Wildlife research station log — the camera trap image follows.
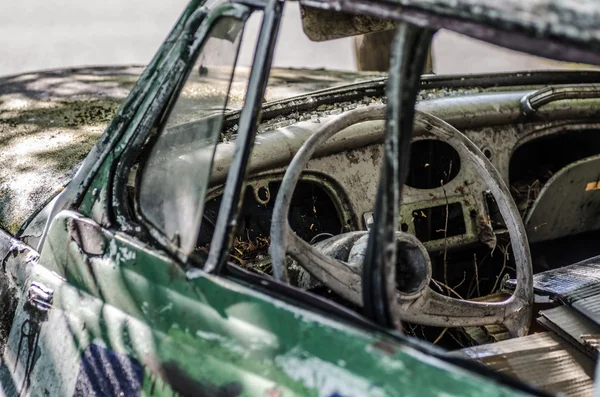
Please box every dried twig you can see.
[433,328,448,344]
[453,271,467,291]
[491,243,511,294]
[229,254,246,266]
[432,279,463,300]
[473,253,480,297]
[440,179,450,295]
[432,280,445,294]
[402,322,419,336]
[522,180,540,218]
[447,330,465,348]
[409,324,418,336]
[467,252,490,298]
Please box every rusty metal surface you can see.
[210,89,600,255]
[229,71,600,137]
[262,105,533,334]
[300,5,396,41]
[525,255,600,300]
[520,84,600,116]
[301,0,600,65]
[235,81,600,190]
[390,0,600,47]
[457,332,596,397]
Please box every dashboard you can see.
[198,90,600,289]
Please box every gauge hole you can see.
[257,186,270,203]
[406,140,461,189]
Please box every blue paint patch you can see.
[72,344,143,397]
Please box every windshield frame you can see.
[299,0,600,66]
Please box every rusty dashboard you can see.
[200,86,600,269]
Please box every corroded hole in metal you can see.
[257,186,270,203]
[413,203,466,243]
[510,128,600,217]
[198,180,343,272]
[405,139,461,189]
[483,148,493,159]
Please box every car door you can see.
[0,1,541,396]
[0,2,265,395]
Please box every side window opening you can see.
[133,15,254,257]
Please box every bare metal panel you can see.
[525,255,600,300]
[458,332,595,397]
[539,306,600,360]
[526,155,600,244]
[573,296,600,329]
[523,257,600,330]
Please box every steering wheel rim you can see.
[270,106,533,337]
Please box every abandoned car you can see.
[2,0,600,395]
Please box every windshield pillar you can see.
[201,0,285,275]
[362,23,435,328]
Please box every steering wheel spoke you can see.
[399,289,529,337]
[288,230,363,304]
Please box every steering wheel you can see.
[269,105,533,337]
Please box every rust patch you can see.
[371,339,397,356]
[161,361,243,397]
[144,357,243,397]
[585,181,600,191]
[344,149,362,165]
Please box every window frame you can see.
[136,16,251,257]
[110,1,260,265]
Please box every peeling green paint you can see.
[36,211,529,397]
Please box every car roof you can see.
[300,0,600,65]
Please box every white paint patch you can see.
[195,329,225,341]
[275,349,388,397]
[193,329,247,356]
[107,239,136,264]
[365,345,406,371]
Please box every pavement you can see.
[0,1,592,78]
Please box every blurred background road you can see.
[0,0,589,78]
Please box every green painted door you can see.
[0,1,537,396]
